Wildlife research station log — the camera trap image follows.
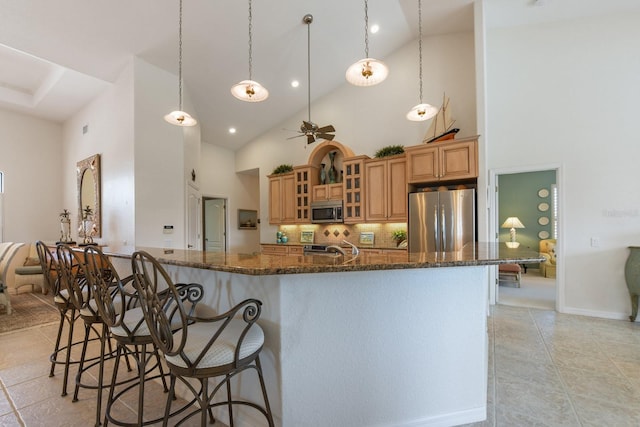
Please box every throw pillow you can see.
[24,257,40,266]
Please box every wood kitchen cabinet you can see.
[268,172,295,224]
[405,136,478,184]
[364,155,407,222]
[312,183,343,202]
[343,156,368,224]
[294,166,318,223]
[261,244,304,255]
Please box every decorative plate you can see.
[538,217,550,226]
[538,202,549,212]
[538,231,550,239]
[538,188,549,198]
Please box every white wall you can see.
[484,8,640,319]
[62,59,134,247]
[200,142,261,253]
[236,32,477,243]
[0,109,62,243]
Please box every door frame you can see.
[488,163,564,311]
[202,196,228,252]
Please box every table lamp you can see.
[501,217,525,248]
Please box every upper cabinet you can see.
[405,136,478,184]
[312,183,343,202]
[268,172,296,224]
[343,156,368,224]
[294,165,319,223]
[364,155,407,222]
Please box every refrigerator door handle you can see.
[433,205,439,251]
[440,204,446,251]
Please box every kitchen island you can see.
[106,244,542,427]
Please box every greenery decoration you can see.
[392,230,407,242]
[272,164,293,175]
[374,145,405,158]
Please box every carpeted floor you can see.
[0,292,59,334]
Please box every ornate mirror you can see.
[77,154,101,238]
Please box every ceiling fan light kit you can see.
[346,0,388,87]
[231,0,269,102]
[164,0,197,127]
[407,0,436,122]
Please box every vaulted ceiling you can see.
[1,0,637,150]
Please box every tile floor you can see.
[0,320,223,426]
[2,305,640,426]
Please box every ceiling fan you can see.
[287,14,336,145]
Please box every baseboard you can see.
[561,306,631,321]
[371,406,486,427]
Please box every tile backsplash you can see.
[277,223,407,249]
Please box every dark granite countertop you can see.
[101,243,543,276]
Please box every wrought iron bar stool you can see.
[56,243,126,427]
[83,246,170,426]
[131,250,274,427]
[36,240,91,397]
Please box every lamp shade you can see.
[501,217,525,229]
[406,103,438,121]
[164,110,197,127]
[231,79,269,102]
[345,58,388,86]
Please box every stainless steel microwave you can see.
[311,200,344,224]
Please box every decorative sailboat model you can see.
[422,94,460,144]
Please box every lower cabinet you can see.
[261,244,304,255]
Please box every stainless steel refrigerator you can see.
[408,189,476,253]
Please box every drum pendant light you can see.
[164,0,197,126]
[231,0,269,102]
[345,0,388,87]
[406,0,437,121]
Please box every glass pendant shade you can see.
[406,103,438,121]
[164,110,197,127]
[232,0,268,103]
[231,79,269,102]
[345,58,389,87]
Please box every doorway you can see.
[203,197,227,252]
[490,165,562,311]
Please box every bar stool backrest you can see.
[84,246,139,332]
[35,241,62,300]
[56,244,92,314]
[131,251,191,357]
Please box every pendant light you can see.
[406,0,437,121]
[231,0,269,102]
[164,0,197,126]
[346,0,389,87]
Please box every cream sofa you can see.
[7,242,46,295]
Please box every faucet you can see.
[342,240,359,256]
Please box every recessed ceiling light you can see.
[229,127,236,134]
[291,80,300,88]
[370,24,380,34]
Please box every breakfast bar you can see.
[106,244,542,427]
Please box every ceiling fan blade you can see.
[306,134,315,144]
[286,134,304,140]
[317,125,335,133]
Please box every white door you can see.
[204,198,226,252]
[187,187,201,250]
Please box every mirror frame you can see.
[77,154,101,238]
